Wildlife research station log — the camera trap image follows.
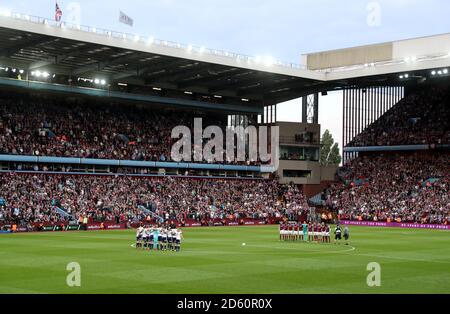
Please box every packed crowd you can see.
[348,87,450,147]
[324,153,450,225]
[0,173,311,227]
[0,93,264,164]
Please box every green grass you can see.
[0,226,449,294]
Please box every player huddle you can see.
[136,225,183,252]
[279,222,331,243]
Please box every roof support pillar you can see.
[302,93,318,124]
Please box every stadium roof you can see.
[0,13,449,108]
[0,14,324,106]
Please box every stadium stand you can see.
[0,173,310,229]
[1,87,448,228]
[324,152,449,225]
[347,86,450,147]
[0,91,241,163]
[0,15,449,233]
[326,84,450,226]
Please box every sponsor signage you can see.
[341,220,450,230]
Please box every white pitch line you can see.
[248,244,356,254]
[129,242,356,254]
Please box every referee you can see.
[334,224,342,244]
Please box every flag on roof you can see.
[119,11,133,27]
[55,2,63,22]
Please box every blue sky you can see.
[2,0,449,61]
[1,0,449,147]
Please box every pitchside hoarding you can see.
[340,220,450,230]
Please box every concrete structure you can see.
[275,122,337,189]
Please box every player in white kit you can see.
[136,225,144,249]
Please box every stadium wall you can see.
[302,181,334,199]
[302,32,450,70]
[0,155,262,172]
[304,42,393,70]
[301,165,337,198]
[277,160,321,185]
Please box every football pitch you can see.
[0,226,449,294]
